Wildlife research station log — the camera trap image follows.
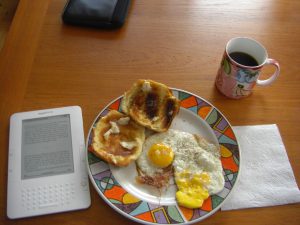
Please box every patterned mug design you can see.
[216,56,260,98]
[215,37,280,99]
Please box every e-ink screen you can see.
[21,115,74,180]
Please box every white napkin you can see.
[221,124,300,211]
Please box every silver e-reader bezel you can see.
[7,106,91,219]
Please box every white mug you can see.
[215,37,280,99]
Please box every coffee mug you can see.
[215,37,280,99]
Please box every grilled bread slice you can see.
[121,80,180,132]
[90,110,145,166]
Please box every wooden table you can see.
[1,0,299,224]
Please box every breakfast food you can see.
[90,110,145,167]
[121,80,180,132]
[136,129,224,208]
[136,141,175,188]
[90,80,225,209]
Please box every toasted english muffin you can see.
[91,110,145,167]
[121,80,180,132]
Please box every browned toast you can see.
[90,110,145,166]
[121,80,180,132]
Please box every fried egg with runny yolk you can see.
[136,142,175,189]
[136,129,224,209]
[147,143,174,168]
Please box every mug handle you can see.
[256,58,280,86]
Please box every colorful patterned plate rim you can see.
[86,88,240,225]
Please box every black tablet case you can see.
[62,0,131,29]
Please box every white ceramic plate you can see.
[86,89,240,224]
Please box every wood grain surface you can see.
[0,0,19,49]
[0,0,299,224]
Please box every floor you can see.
[0,0,19,50]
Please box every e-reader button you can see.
[80,144,85,162]
[80,180,87,187]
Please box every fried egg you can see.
[136,138,175,188]
[136,129,224,208]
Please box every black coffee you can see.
[229,52,259,66]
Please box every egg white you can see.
[136,129,224,194]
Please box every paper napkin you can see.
[221,124,300,211]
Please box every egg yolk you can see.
[147,143,174,168]
[175,170,210,209]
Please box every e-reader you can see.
[7,106,91,219]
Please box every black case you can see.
[62,0,131,29]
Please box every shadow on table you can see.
[209,85,269,125]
